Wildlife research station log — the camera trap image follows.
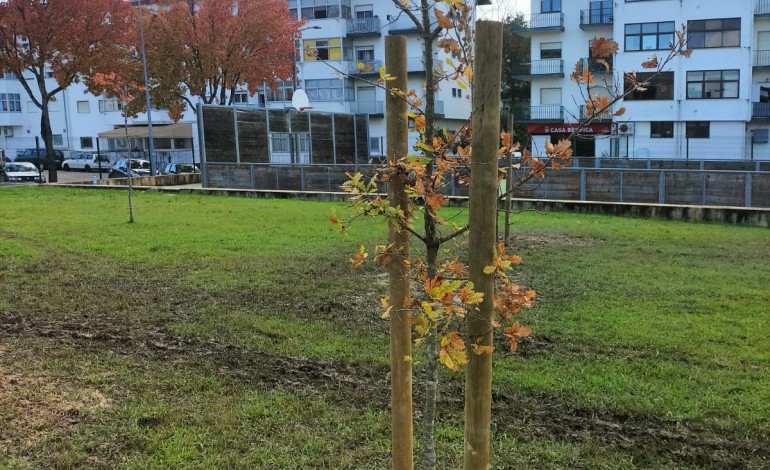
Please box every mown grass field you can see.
[1,186,768,469]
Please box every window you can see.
[266,81,294,102]
[232,92,248,104]
[99,99,123,112]
[355,4,373,18]
[355,46,375,66]
[451,87,463,98]
[53,134,63,146]
[686,121,710,138]
[688,18,740,49]
[369,136,380,155]
[650,122,673,138]
[0,93,21,112]
[540,87,561,105]
[540,0,560,12]
[271,133,290,152]
[624,21,675,51]
[80,137,94,149]
[45,70,54,78]
[305,78,350,101]
[588,38,613,72]
[304,38,343,61]
[300,0,350,20]
[288,0,298,18]
[77,101,90,113]
[588,1,612,24]
[686,70,739,99]
[3,71,18,80]
[624,72,674,100]
[540,42,562,59]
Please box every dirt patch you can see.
[508,230,602,252]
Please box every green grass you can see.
[1,186,768,469]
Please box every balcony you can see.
[581,57,613,74]
[350,100,384,116]
[580,9,613,29]
[510,59,564,80]
[757,0,770,16]
[512,12,564,34]
[753,102,770,118]
[346,17,381,37]
[755,50,770,67]
[407,56,427,74]
[349,59,382,76]
[388,13,433,34]
[512,105,564,122]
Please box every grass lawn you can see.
[0,186,768,469]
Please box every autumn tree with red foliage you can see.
[142,0,301,115]
[0,0,133,182]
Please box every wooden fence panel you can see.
[704,173,746,206]
[616,172,659,203]
[665,172,704,205]
[586,171,620,202]
[753,174,770,207]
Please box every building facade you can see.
[0,1,481,165]
[514,0,770,160]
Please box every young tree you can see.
[0,0,132,183]
[141,0,301,115]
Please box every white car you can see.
[62,152,111,172]
[1,161,46,183]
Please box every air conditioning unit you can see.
[617,123,635,135]
[3,128,13,137]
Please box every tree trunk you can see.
[464,21,503,470]
[385,35,413,470]
[39,100,57,183]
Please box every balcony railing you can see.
[753,102,770,118]
[513,12,564,33]
[346,17,381,36]
[349,59,382,75]
[350,100,384,115]
[407,56,425,73]
[511,59,564,78]
[755,50,770,67]
[756,0,770,15]
[513,105,564,122]
[388,13,433,34]
[582,57,613,74]
[580,9,613,29]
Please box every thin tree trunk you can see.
[385,35,413,470]
[464,21,503,470]
[39,101,57,183]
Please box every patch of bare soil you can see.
[508,230,602,252]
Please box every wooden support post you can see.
[464,20,503,470]
[385,35,414,470]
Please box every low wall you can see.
[100,173,201,187]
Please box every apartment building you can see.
[0,1,483,164]
[514,0,770,160]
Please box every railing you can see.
[349,59,382,74]
[511,59,564,77]
[349,100,384,115]
[580,9,613,27]
[756,0,770,14]
[513,105,563,121]
[514,12,564,31]
[346,17,381,35]
[388,13,433,33]
[755,50,770,67]
[579,105,612,121]
[407,56,425,73]
[753,102,770,118]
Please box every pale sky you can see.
[477,0,531,20]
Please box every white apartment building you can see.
[0,1,483,164]
[515,0,770,160]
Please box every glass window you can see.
[541,0,560,13]
[686,69,739,99]
[650,121,673,138]
[80,137,94,149]
[624,72,674,100]
[624,21,675,52]
[305,78,347,101]
[304,38,343,62]
[540,42,562,59]
[687,18,740,49]
[0,93,21,112]
[686,121,710,138]
[77,101,90,113]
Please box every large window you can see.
[686,121,710,138]
[300,0,351,20]
[266,80,294,102]
[624,72,674,100]
[540,42,562,59]
[0,93,21,112]
[687,18,740,49]
[304,38,343,61]
[686,70,739,99]
[99,98,123,112]
[80,137,94,149]
[624,21,675,51]
[305,78,350,101]
[540,0,560,12]
[650,122,673,138]
[232,91,248,104]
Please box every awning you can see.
[527,123,612,135]
[98,123,194,139]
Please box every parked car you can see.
[14,148,65,170]
[108,158,151,178]
[0,161,46,183]
[62,152,111,172]
[161,163,200,175]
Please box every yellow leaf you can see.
[483,265,496,275]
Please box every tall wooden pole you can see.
[385,35,414,470]
[504,113,513,245]
[464,20,503,470]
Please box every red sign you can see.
[527,123,612,135]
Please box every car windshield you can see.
[6,163,36,172]
[177,164,196,172]
[129,160,149,169]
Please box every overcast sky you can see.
[477,0,531,19]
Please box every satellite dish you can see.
[292,89,313,111]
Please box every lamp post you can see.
[137,0,156,176]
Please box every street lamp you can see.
[137,0,156,176]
